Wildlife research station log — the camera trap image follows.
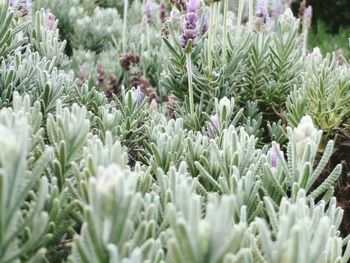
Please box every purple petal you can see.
[186,0,201,13]
[186,12,199,25]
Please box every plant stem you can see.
[222,0,229,64]
[248,0,254,32]
[146,23,151,51]
[303,27,309,55]
[213,2,220,42]
[122,0,129,51]
[186,53,195,117]
[235,0,244,40]
[207,2,216,77]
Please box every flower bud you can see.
[133,87,145,107]
[311,47,322,57]
[256,0,269,23]
[218,97,231,117]
[303,6,312,29]
[206,114,219,138]
[280,8,294,33]
[293,115,318,157]
[169,7,182,31]
[45,9,56,30]
[267,144,279,168]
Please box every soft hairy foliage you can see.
[1,0,350,262]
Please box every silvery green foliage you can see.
[33,0,81,40]
[0,107,51,263]
[47,102,90,189]
[71,7,122,52]
[286,51,350,133]
[82,132,129,177]
[261,115,341,205]
[161,8,303,118]
[73,81,109,115]
[30,8,69,68]
[1,0,350,262]
[96,0,125,10]
[0,4,74,114]
[166,194,255,263]
[92,90,149,163]
[70,164,152,263]
[0,1,30,59]
[146,117,187,173]
[256,191,350,263]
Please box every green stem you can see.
[303,27,309,55]
[122,0,129,51]
[235,0,244,40]
[146,23,150,51]
[222,0,229,64]
[213,2,220,42]
[207,3,216,76]
[186,53,195,117]
[248,0,254,32]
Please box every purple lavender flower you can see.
[206,114,220,138]
[11,0,32,17]
[256,0,269,22]
[269,1,284,18]
[303,5,312,27]
[45,9,56,30]
[186,0,201,13]
[159,0,168,23]
[19,0,32,15]
[143,0,158,25]
[180,0,201,50]
[134,87,145,107]
[268,145,278,168]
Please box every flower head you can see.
[267,144,279,168]
[120,52,140,71]
[180,0,201,50]
[186,0,201,13]
[218,97,231,115]
[206,114,219,138]
[134,87,145,107]
[159,0,168,23]
[45,9,56,30]
[303,5,312,28]
[143,0,158,25]
[256,0,269,22]
[269,1,284,18]
[11,0,32,17]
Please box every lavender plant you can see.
[1,0,350,262]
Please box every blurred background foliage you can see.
[292,0,350,58]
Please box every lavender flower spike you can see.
[268,145,278,168]
[134,87,145,107]
[256,0,269,22]
[143,0,156,25]
[187,0,201,13]
[45,9,56,31]
[206,114,220,138]
[303,5,313,28]
[180,0,201,50]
